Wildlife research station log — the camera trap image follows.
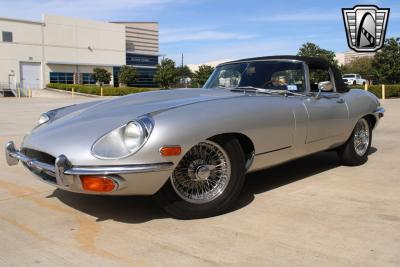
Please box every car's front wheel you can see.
[337,117,372,166]
[156,138,246,219]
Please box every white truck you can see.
[342,74,367,86]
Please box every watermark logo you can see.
[342,5,390,52]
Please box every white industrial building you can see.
[0,14,159,91]
[335,50,375,66]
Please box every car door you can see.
[303,65,349,143]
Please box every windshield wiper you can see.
[232,86,304,97]
[231,86,272,94]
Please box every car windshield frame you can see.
[203,60,308,93]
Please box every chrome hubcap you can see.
[354,119,370,156]
[195,165,211,181]
[171,141,231,204]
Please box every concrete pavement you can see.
[0,94,399,266]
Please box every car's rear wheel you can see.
[337,118,372,166]
[156,138,246,219]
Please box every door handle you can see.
[337,98,345,104]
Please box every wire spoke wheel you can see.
[353,119,370,156]
[171,141,231,204]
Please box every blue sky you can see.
[0,0,399,64]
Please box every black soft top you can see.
[221,55,348,93]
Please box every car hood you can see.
[56,88,241,125]
[22,88,242,162]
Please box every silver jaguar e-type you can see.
[5,56,384,219]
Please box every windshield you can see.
[203,61,306,92]
[343,74,355,78]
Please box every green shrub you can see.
[348,84,400,98]
[47,83,400,98]
[46,83,159,96]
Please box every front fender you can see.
[136,96,298,166]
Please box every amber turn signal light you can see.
[80,176,116,192]
[160,146,182,156]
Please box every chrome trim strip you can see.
[255,146,291,156]
[64,163,174,175]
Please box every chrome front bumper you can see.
[5,141,174,195]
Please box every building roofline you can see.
[0,16,44,25]
[46,61,122,67]
[110,21,159,24]
[126,50,162,56]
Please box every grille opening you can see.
[21,148,56,165]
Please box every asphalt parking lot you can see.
[0,91,399,266]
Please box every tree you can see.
[176,65,193,79]
[118,65,138,86]
[93,67,111,85]
[154,58,178,88]
[193,65,214,87]
[297,42,338,67]
[341,57,375,82]
[372,37,400,84]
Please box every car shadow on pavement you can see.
[51,148,377,223]
[231,147,377,212]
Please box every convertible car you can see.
[5,56,384,219]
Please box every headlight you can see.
[91,116,154,159]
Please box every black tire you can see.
[362,82,366,85]
[337,118,372,166]
[156,138,246,219]
[353,80,357,85]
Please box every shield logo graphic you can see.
[342,5,390,52]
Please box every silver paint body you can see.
[6,60,383,196]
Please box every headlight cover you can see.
[91,116,154,159]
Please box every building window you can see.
[131,68,157,86]
[82,73,96,84]
[2,31,13,42]
[50,72,74,84]
[126,54,158,66]
[113,67,157,87]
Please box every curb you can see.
[45,88,103,98]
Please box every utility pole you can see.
[181,53,184,87]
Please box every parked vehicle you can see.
[342,73,367,86]
[5,56,384,219]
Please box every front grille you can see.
[21,148,56,165]
[20,148,57,185]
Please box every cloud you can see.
[161,29,258,43]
